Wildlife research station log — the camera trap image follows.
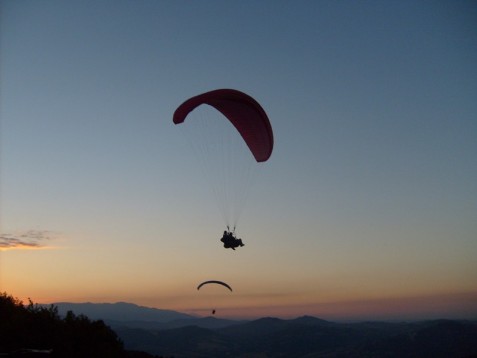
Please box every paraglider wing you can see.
[173,89,273,162]
[197,280,233,292]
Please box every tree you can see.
[0,292,123,357]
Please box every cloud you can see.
[0,230,55,250]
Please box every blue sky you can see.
[1,0,476,320]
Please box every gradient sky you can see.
[1,0,476,321]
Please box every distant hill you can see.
[114,317,477,357]
[48,302,477,357]
[51,301,242,331]
[52,301,195,322]
[107,316,245,331]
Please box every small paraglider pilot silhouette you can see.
[220,227,244,250]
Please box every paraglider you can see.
[173,89,274,249]
[197,280,233,292]
[197,280,233,316]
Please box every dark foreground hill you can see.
[0,293,161,357]
[50,301,477,357]
[114,315,477,357]
[5,296,477,357]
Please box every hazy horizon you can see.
[39,291,477,322]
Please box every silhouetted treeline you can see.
[0,292,164,358]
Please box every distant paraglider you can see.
[197,280,233,292]
[197,280,233,316]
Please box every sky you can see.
[1,0,476,321]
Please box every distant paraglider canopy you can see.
[197,280,233,292]
[173,89,273,162]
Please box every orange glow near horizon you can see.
[3,287,474,322]
[2,240,476,322]
[177,291,477,321]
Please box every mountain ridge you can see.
[47,301,477,357]
[51,301,196,323]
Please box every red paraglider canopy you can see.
[173,89,273,162]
